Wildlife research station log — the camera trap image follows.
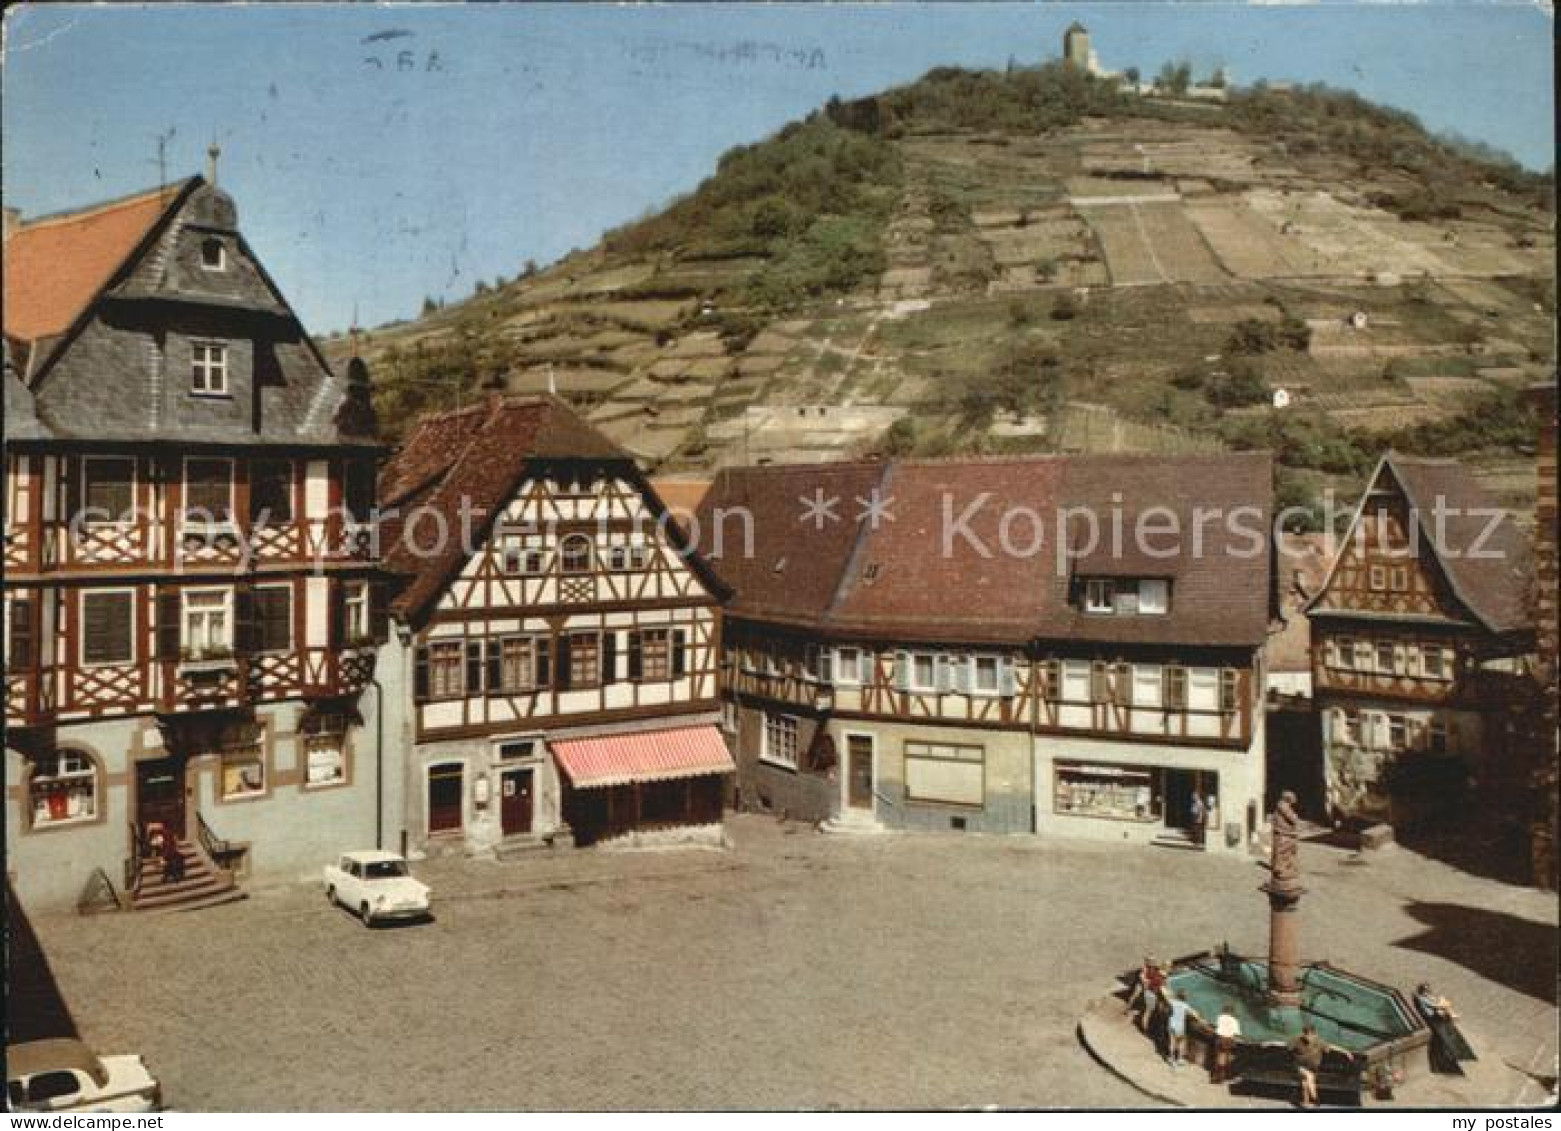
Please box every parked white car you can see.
[6,1039,161,1112]
[323,850,431,926]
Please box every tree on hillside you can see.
[1156,61,1192,95]
[421,295,439,316]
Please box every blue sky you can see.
[3,2,1553,335]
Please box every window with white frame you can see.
[1352,640,1374,671]
[344,581,370,643]
[428,640,464,699]
[191,342,229,395]
[835,646,863,686]
[909,652,937,692]
[1084,579,1114,613]
[904,741,984,807]
[1163,666,1188,710]
[301,711,349,788]
[218,721,266,798]
[1368,564,1388,591]
[1138,580,1170,615]
[762,712,799,770]
[501,545,548,576]
[200,237,226,270]
[1422,646,1450,681]
[29,749,97,827]
[1341,708,1362,746]
[972,654,1001,695]
[1375,641,1396,674]
[498,636,537,691]
[182,589,232,659]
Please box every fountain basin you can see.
[1164,954,1431,1079]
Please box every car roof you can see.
[341,850,405,864]
[6,1040,109,1087]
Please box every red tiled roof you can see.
[697,452,1275,648]
[2,182,187,348]
[550,725,735,789]
[379,394,629,621]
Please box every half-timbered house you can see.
[1306,453,1533,824]
[697,453,1274,853]
[377,394,732,855]
[3,167,384,911]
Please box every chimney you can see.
[3,207,20,243]
[206,143,221,187]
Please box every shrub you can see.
[1228,318,1279,354]
[1051,293,1080,321]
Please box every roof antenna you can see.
[149,127,177,196]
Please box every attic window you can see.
[191,342,229,396]
[201,238,226,271]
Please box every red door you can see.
[501,769,534,835]
[428,764,464,834]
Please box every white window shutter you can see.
[1393,643,1406,674]
[936,654,953,693]
[860,651,873,685]
[894,651,910,691]
[999,657,1017,697]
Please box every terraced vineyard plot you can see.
[1185,197,1325,278]
[1080,203,1224,285]
[1245,190,1452,279]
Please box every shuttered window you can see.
[7,595,34,672]
[82,457,134,523]
[184,458,233,523]
[632,629,671,680]
[81,591,134,666]
[253,586,292,653]
[249,459,294,524]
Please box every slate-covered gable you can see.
[4,175,372,448]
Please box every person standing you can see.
[1212,1004,1241,1083]
[1293,1024,1325,1107]
[1189,793,1206,848]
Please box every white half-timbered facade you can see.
[378,395,731,856]
[697,453,1275,853]
[1306,454,1533,825]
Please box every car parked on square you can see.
[323,850,432,926]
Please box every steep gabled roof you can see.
[3,180,193,352]
[1392,455,1530,633]
[697,452,1274,648]
[380,394,723,623]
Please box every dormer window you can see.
[1081,578,1170,616]
[1138,580,1169,615]
[1084,579,1114,614]
[201,237,226,271]
[191,342,229,396]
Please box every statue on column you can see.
[1271,790,1302,886]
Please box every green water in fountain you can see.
[1165,959,1418,1052]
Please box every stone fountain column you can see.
[1262,790,1305,1007]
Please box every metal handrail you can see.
[196,810,232,859]
[125,822,144,893]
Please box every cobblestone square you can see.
[25,815,1558,1110]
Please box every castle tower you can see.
[1063,22,1091,71]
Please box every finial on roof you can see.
[206,142,221,188]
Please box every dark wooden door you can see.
[501,768,534,835]
[428,764,464,834]
[847,735,874,810]
[136,759,185,839]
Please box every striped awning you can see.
[550,725,735,790]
